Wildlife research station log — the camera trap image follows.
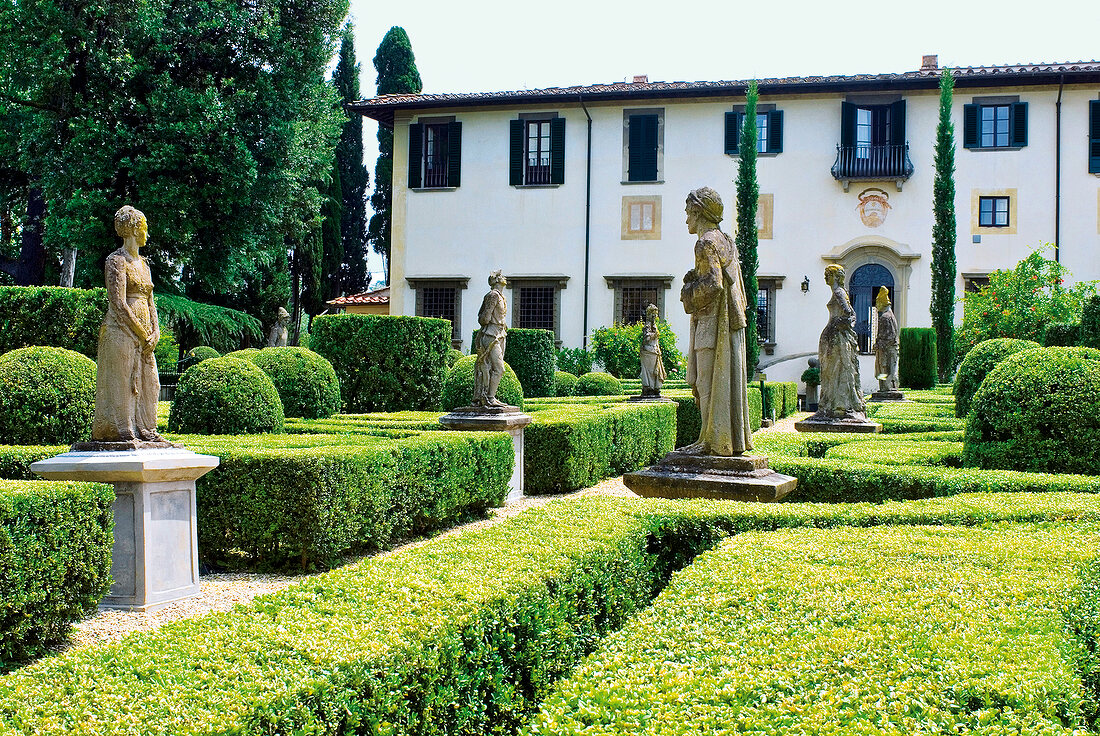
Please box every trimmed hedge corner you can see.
[442,355,524,411]
[0,346,96,445]
[504,328,556,398]
[953,337,1040,418]
[246,347,342,419]
[899,327,937,389]
[168,357,284,434]
[0,479,113,668]
[312,314,450,412]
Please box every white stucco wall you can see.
[390,82,1100,392]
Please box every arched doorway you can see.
[849,263,894,354]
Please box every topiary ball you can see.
[189,346,221,362]
[245,347,341,418]
[168,356,284,434]
[553,370,578,397]
[224,348,261,361]
[953,338,1041,418]
[575,371,624,397]
[0,346,97,444]
[441,355,523,410]
[962,346,1100,474]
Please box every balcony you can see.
[831,143,914,191]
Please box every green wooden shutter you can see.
[1010,102,1028,147]
[963,104,978,148]
[509,119,524,186]
[889,99,906,147]
[628,114,658,181]
[840,102,856,147]
[1089,100,1100,174]
[446,121,462,187]
[767,110,783,153]
[407,123,423,188]
[550,116,566,184]
[724,111,740,154]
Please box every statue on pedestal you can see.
[472,270,510,409]
[680,187,752,456]
[639,303,667,397]
[873,287,900,394]
[266,307,290,347]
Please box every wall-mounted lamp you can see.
[801,276,810,293]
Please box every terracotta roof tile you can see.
[328,286,389,306]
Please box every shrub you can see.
[591,320,683,379]
[154,324,179,372]
[552,370,577,397]
[557,346,593,376]
[575,371,623,396]
[899,327,937,389]
[0,286,105,358]
[1084,295,1100,350]
[1042,322,1081,347]
[824,439,962,466]
[168,357,284,434]
[952,337,1040,417]
[801,365,820,386]
[441,355,524,411]
[223,348,261,360]
[187,345,220,363]
[0,347,96,445]
[963,346,1100,474]
[503,328,555,398]
[446,348,464,368]
[312,314,450,412]
[245,347,342,419]
[0,479,113,668]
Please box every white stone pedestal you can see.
[31,449,219,611]
[438,409,532,503]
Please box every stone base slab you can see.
[868,390,908,402]
[623,452,797,502]
[794,417,883,433]
[627,394,675,403]
[439,411,532,502]
[72,439,183,452]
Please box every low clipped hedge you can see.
[952,337,1040,418]
[168,357,284,434]
[0,346,97,445]
[761,381,798,420]
[527,521,1097,735]
[824,439,962,467]
[552,370,577,397]
[503,328,555,398]
[441,355,524,410]
[575,371,623,396]
[312,314,450,412]
[246,347,342,419]
[963,346,1100,474]
[0,479,113,668]
[899,327,937,389]
[523,401,675,494]
[0,286,105,358]
[4,493,1100,734]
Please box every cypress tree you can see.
[735,81,760,377]
[368,26,422,281]
[931,68,957,381]
[332,24,369,294]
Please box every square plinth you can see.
[623,452,797,502]
[439,411,532,501]
[794,418,883,433]
[869,391,909,403]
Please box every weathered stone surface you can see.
[815,265,869,424]
[794,417,883,433]
[626,395,675,403]
[639,303,667,397]
[623,452,796,502]
[72,438,183,452]
[472,271,509,409]
[868,390,909,403]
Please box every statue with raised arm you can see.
[472,270,510,408]
[872,287,900,394]
[680,187,753,456]
[87,205,174,447]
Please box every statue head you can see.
[824,264,845,287]
[645,303,659,323]
[114,205,147,244]
[276,306,290,323]
[488,270,506,289]
[875,286,892,312]
[685,187,723,228]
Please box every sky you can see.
[345,0,1100,284]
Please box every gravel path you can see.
[57,418,809,654]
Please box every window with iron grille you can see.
[410,277,469,347]
[979,196,1010,227]
[756,287,771,342]
[420,286,456,333]
[620,286,658,325]
[517,286,555,331]
[606,276,672,327]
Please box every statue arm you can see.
[106,255,150,343]
[682,241,723,314]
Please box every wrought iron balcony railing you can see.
[831,143,914,183]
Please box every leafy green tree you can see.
[735,81,760,377]
[0,0,347,317]
[368,26,422,280]
[931,69,957,380]
[332,23,369,294]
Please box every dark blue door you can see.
[850,264,894,354]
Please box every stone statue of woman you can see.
[639,303,667,397]
[812,265,867,421]
[472,270,509,408]
[873,286,900,393]
[88,205,172,446]
[680,187,752,456]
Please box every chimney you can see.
[632,75,648,84]
[921,54,938,71]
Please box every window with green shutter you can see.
[509,115,565,186]
[1090,100,1100,174]
[724,110,783,155]
[963,100,1027,149]
[408,119,462,189]
[627,113,659,182]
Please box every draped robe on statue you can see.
[682,230,753,456]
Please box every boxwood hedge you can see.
[503,328,556,398]
[899,327,937,389]
[0,347,97,445]
[0,479,113,668]
[3,494,1100,734]
[952,337,1040,418]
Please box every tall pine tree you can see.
[931,68,957,381]
[368,26,421,281]
[332,23,369,295]
[735,81,761,377]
